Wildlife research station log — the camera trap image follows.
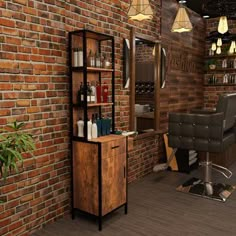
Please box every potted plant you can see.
[207,58,217,70]
[0,121,35,182]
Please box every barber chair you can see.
[168,93,236,202]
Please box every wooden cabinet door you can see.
[102,153,126,216]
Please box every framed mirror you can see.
[129,27,164,132]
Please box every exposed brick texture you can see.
[0,0,161,235]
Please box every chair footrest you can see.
[176,177,236,202]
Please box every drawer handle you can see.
[111,145,120,149]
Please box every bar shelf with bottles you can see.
[69,29,115,141]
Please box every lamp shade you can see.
[217,38,222,46]
[218,16,228,34]
[216,46,221,55]
[211,43,217,51]
[127,0,153,21]
[171,5,193,33]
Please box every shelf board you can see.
[205,54,236,59]
[73,102,113,107]
[72,66,114,72]
[204,83,236,86]
[206,68,236,73]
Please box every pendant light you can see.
[127,0,153,21]
[217,38,222,46]
[216,46,221,55]
[211,43,217,51]
[171,4,193,33]
[218,16,228,34]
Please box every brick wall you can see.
[159,1,205,131]
[204,18,236,108]
[128,132,164,183]
[0,0,161,235]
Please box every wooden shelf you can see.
[204,83,236,86]
[73,102,113,107]
[206,68,236,73]
[72,66,113,72]
[205,54,236,59]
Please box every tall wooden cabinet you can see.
[69,30,127,230]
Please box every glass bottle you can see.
[95,51,101,67]
[87,50,95,67]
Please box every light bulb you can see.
[216,46,221,55]
[218,16,228,34]
[211,43,217,51]
[229,45,234,54]
[217,38,222,46]
[232,41,236,49]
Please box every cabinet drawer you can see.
[101,138,126,159]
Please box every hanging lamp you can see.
[218,16,228,34]
[171,4,193,33]
[127,0,153,21]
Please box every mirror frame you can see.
[129,27,162,132]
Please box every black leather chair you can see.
[168,93,236,202]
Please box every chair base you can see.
[176,177,235,202]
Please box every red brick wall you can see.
[159,1,205,131]
[0,0,161,235]
[128,132,164,183]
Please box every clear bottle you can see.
[78,47,83,67]
[87,50,95,67]
[73,48,79,67]
[77,118,84,137]
[87,119,92,140]
[95,51,101,67]
[91,114,98,139]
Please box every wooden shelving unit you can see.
[68,29,127,231]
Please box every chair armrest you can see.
[190,108,216,114]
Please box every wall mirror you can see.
[128,28,165,133]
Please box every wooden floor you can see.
[32,162,236,236]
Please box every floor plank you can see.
[32,162,236,236]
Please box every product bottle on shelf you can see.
[79,82,84,104]
[77,118,84,137]
[87,82,92,103]
[78,47,83,67]
[95,113,101,137]
[102,82,108,103]
[91,114,98,139]
[103,54,110,68]
[87,50,95,67]
[96,81,102,103]
[95,51,101,67]
[90,81,96,103]
[73,48,79,67]
[87,118,92,140]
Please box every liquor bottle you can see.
[96,81,101,103]
[90,81,96,103]
[87,50,95,67]
[87,82,91,103]
[102,82,108,103]
[79,82,84,104]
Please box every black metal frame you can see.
[69,29,126,231]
